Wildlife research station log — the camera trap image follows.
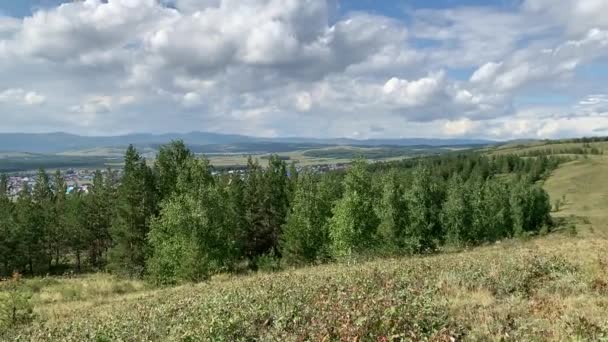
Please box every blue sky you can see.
[1,0,524,21]
[0,0,607,139]
[1,0,66,17]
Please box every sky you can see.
[0,0,607,140]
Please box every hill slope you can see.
[2,142,608,341]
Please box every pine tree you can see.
[15,182,39,274]
[0,175,16,276]
[221,173,246,258]
[109,145,158,276]
[51,170,68,268]
[85,170,113,268]
[440,175,471,246]
[243,156,277,259]
[32,168,54,272]
[66,190,88,272]
[263,155,290,256]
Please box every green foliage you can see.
[0,278,34,330]
[0,174,16,276]
[242,155,290,261]
[148,158,239,284]
[154,140,193,200]
[82,170,114,269]
[109,145,158,277]
[375,170,409,251]
[3,242,598,341]
[280,172,331,264]
[405,166,443,253]
[441,175,471,246]
[0,146,559,278]
[329,159,379,257]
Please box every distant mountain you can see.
[0,132,498,154]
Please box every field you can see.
[0,144,458,171]
[2,140,608,340]
[0,153,122,173]
[205,145,453,167]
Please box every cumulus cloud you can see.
[0,0,605,139]
[383,72,445,108]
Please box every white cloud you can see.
[383,71,445,107]
[523,0,608,35]
[470,62,502,83]
[70,96,114,115]
[181,92,202,108]
[0,88,45,106]
[0,0,606,139]
[443,118,479,136]
[295,92,312,112]
[24,91,46,105]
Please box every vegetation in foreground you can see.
[2,234,608,341]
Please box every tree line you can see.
[0,142,560,284]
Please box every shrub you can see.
[0,275,34,330]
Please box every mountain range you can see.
[0,132,497,154]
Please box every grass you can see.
[204,147,422,168]
[2,235,608,340]
[544,156,608,238]
[2,143,608,340]
[490,140,608,156]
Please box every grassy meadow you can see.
[2,140,608,341]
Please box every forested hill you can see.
[0,132,496,153]
[0,141,562,280]
[3,139,608,340]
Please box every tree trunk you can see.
[76,250,81,273]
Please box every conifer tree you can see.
[263,155,290,255]
[0,175,16,276]
[15,182,39,274]
[85,170,114,268]
[51,170,68,268]
[66,190,88,272]
[109,145,158,276]
[440,175,471,246]
[243,156,286,259]
[32,168,54,272]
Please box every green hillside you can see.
[2,140,608,340]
